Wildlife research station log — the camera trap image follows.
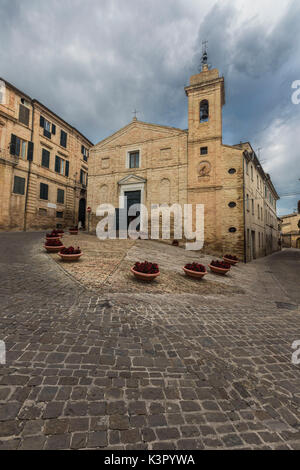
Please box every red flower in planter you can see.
[133,261,159,274]
[56,229,64,234]
[224,254,238,261]
[60,246,81,255]
[184,262,206,272]
[211,260,231,269]
[45,239,63,247]
[46,230,60,238]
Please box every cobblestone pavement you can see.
[0,232,299,450]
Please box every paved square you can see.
[0,232,299,450]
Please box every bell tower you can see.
[185,45,226,254]
[185,45,225,143]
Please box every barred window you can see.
[13,176,25,195]
[57,189,64,204]
[41,149,50,168]
[40,183,48,200]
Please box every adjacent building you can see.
[88,59,280,261]
[281,211,300,248]
[0,78,92,231]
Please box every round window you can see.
[228,202,236,208]
[229,227,237,233]
[228,168,236,174]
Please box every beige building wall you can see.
[88,120,188,235]
[88,65,280,261]
[281,213,300,248]
[0,78,92,231]
[240,143,280,261]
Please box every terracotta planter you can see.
[131,267,160,281]
[46,236,61,242]
[223,257,238,266]
[183,267,207,279]
[69,230,78,235]
[58,252,83,261]
[209,264,230,275]
[44,245,64,253]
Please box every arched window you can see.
[200,99,209,122]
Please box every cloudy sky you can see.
[1,0,299,215]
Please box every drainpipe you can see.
[23,103,34,231]
[242,154,247,263]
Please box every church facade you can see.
[88,63,280,262]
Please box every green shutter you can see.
[55,156,60,173]
[15,137,20,157]
[10,134,17,155]
[27,141,34,161]
[65,160,69,177]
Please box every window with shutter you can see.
[13,176,25,195]
[80,169,87,185]
[52,124,56,135]
[60,130,67,148]
[55,156,60,173]
[57,189,64,204]
[81,145,88,162]
[40,183,48,200]
[55,156,69,177]
[10,134,17,155]
[41,149,50,168]
[65,160,69,177]
[19,104,30,126]
[40,115,45,127]
[27,141,34,161]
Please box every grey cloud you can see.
[0,0,299,213]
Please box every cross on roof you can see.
[132,109,140,119]
[200,40,209,71]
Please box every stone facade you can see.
[281,212,300,248]
[88,65,280,261]
[0,78,92,231]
